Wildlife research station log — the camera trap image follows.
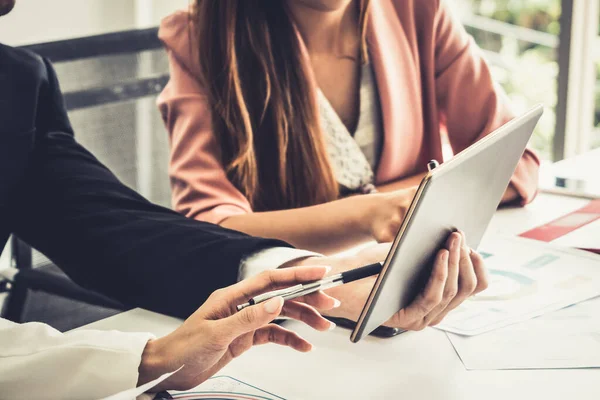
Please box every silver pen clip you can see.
[236,284,305,311]
[236,275,342,311]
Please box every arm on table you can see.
[221,196,387,255]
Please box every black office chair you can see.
[1,28,174,330]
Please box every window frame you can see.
[555,0,599,160]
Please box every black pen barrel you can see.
[341,262,383,284]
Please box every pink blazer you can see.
[157,0,540,225]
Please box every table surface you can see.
[81,194,599,400]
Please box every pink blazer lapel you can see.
[367,1,424,183]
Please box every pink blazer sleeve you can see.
[157,12,252,224]
[432,0,540,204]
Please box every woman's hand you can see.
[501,183,520,204]
[365,187,418,243]
[317,231,488,330]
[138,266,339,392]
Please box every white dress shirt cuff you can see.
[239,247,323,281]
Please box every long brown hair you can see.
[193,0,371,211]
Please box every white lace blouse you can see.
[318,62,384,194]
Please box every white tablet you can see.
[351,105,544,342]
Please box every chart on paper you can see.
[437,234,600,336]
[170,375,285,400]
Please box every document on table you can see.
[552,218,600,251]
[520,199,600,254]
[169,375,285,400]
[447,296,600,370]
[437,234,600,336]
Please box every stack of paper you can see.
[551,218,600,254]
[437,235,600,336]
[447,296,600,370]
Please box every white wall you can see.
[146,0,189,26]
[0,0,189,46]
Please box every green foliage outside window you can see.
[456,0,600,158]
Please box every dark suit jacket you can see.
[0,43,291,319]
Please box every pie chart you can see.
[474,269,538,301]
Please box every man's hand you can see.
[137,266,339,392]
[295,231,488,330]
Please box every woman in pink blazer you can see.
[158,0,539,256]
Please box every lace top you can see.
[318,62,384,194]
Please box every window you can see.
[452,0,600,161]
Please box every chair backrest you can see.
[16,28,173,269]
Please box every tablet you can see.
[350,105,544,342]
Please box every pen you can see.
[236,262,384,311]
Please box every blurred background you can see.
[1,0,598,163]
[454,0,600,161]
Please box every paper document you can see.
[552,218,600,251]
[437,235,600,336]
[520,199,600,254]
[170,375,285,400]
[447,296,600,370]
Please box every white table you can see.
[80,194,598,400]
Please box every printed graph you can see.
[437,235,600,335]
[474,269,538,301]
[170,376,285,400]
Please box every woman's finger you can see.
[423,232,461,326]
[429,232,478,325]
[280,300,336,331]
[253,324,313,352]
[388,248,448,329]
